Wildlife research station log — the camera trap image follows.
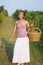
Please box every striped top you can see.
[16,22,29,37]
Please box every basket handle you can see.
[33,28,41,33]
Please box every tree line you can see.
[0,6,8,24]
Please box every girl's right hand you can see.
[8,38,13,44]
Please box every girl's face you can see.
[18,12,24,19]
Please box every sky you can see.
[0,0,43,16]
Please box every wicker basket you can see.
[28,28,41,42]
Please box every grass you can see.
[0,17,43,65]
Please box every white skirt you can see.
[12,36,30,63]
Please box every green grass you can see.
[0,17,43,65]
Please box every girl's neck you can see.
[19,18,24,22]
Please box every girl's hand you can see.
[8,38,13,44]
[30,24,34,28]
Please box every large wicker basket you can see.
[28,28,41,42]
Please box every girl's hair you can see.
[20,10,26,16]
[18,10,26,19]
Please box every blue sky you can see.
[0,0,43,16]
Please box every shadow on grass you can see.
[30,41,43,65]
[1,38,15,62]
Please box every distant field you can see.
[0,17,43,65]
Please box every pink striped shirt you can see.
[16,23,28,37]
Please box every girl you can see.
[9,10,30,65]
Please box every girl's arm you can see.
[9,21,17,43]
[26,21,30,33]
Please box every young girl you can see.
[9,11,30,65]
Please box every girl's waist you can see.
[17,34,28,37]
